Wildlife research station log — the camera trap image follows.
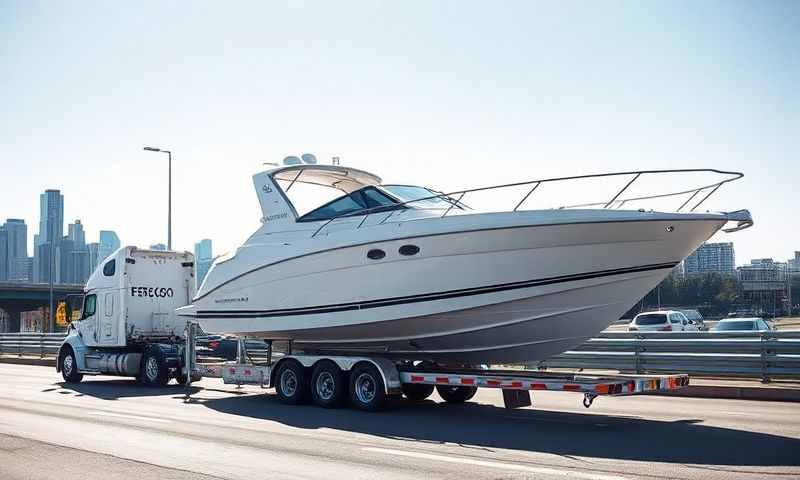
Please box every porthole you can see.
[399,245,420,256]
[367,249,386,260]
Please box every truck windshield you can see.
[81,294,96,319]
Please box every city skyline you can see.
[0,186,217,284]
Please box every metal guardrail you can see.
[4,331,799,383]
[536,331,800,382]
[0,333,66,358]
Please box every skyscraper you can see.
[0,228,7,281]
[194,239,213,286]
[4,219,27,257]
[87,242,100,274]
[37,190,64,247]
[683,242,736,277]
[98,230,121,263]
[3,219,27,280]
[67,220,86,249]
[34,189,64,283]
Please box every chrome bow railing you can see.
[311,168,744,237]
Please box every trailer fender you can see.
[271,356,402,395]
[57,329,89,373]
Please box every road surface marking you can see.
[87,411,172,423]
[362,447,628,480]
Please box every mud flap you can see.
[502,389,532,409]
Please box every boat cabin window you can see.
[298,186,403,222]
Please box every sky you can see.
[1,1,797,264]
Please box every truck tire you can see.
[349,363,387,412]
[59,347,83,383]
[402,383,434,401]
[310,361,346,408]
[140,346,170,387]
[436,385,477,403]
[275,360,308,405]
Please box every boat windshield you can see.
[382,185,466,210]
[298,186,404,222]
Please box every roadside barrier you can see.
[3,331,799,382]
[536,331,800,382]
[0,333,65,358]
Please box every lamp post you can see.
[143,147,172,250]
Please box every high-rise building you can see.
[64,220,90,283]
[3,219,27,281]
[737,258,790,316]
[4,219,27,256]
[11,258,33,282]
[0,228,7,281]
[149,243,167,251]
[98,230,121,263]
[67,220,86,249]
[683,242,736,277]
[37,190,64,247]
[34,189,64,283]
[194,239,213,286]
[35,242,55,284]
[87,242,100,274]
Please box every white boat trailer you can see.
[184,323,689,411]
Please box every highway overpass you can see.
[0,282,84,332]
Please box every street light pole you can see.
[143,147,173,250]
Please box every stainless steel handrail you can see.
[311,168,744,237]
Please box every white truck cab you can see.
[57,246,195,385]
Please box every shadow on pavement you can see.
[51,379,202,400]
[200,393,800,467]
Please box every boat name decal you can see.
[214,296,249,304]
[265,212,288,221]
[131,286,174,298]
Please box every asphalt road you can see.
[0,364,798,480]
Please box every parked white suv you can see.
[628,310,700,332]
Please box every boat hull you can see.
[187,214,725,363]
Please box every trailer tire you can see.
[275,360,308,405]
[436,385,477,403]
[310,361,346,408]
[140,346,170,387]
[402,383,434,401]
[59,347,83,383]
[349,363,386,412]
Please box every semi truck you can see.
[57,246,689,411]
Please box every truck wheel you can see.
[402,383,434,401]
[349,363,386,412]
[140,346,170,387]
[275,360,308,405]
[311,361,346,408]
[436,385,477,403]
[60,347,83,383]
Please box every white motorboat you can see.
[177,158,752,363]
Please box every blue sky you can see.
[1,1,797,263]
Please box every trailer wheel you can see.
[275,360,308,405]
[436,385,477,403]
[349,363,386,412]
[59,347,83,383]
[140,346,170,387]
[310,361,346,408]
[402,383,434,401]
